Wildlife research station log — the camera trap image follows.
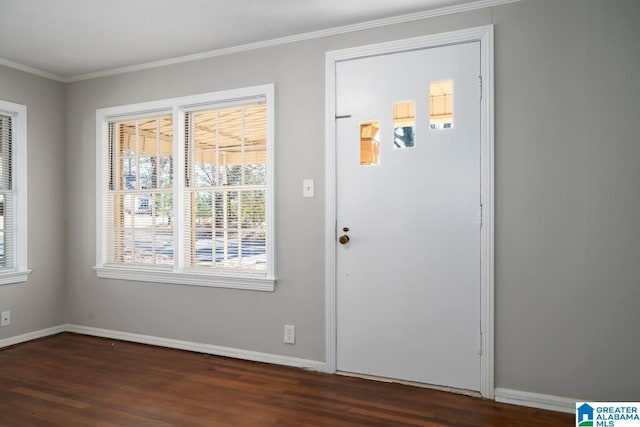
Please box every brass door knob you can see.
[338,235,350,245]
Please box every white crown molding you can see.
[0,0,521,83]
[0,58,66,82]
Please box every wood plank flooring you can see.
[0,333,573,426]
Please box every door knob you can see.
[339,235,350,245]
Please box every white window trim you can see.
[95,85,276,291]
[0,100,30,285]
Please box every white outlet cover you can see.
[284,324,295,344]
[1,311,10,327]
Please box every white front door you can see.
[335,41,482,391]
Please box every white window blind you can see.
[0,99,29,285]
[96,85,275,291]
[183,102,267,275]
[0,113,14,269]
[105,115,174,267]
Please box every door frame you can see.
[324,25,495,398]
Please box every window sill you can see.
[93,266,276,292]
[0,269,32,285]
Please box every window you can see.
[393,100,415,148]
[0,100,29,285]
[359,121,380,166]
[429,80,454,130]
[95,85,275,291]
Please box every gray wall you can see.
[494,0,640,400]
[63,6,490,367]
[2,0,638,403]
[0,66,67,338]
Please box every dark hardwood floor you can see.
[0,333,572,426]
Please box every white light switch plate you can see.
[303,179,314,198]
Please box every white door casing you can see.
[325,26,494,398]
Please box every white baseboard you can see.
[0,324,67,349]
[65,324,326,372]
[495,387,577,414]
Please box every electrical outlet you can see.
[284,325,295,344]
[1,311,10,327]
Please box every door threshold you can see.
[336,371,482,398]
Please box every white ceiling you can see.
[0,0,488,81]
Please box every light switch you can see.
[303,179,314,198]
